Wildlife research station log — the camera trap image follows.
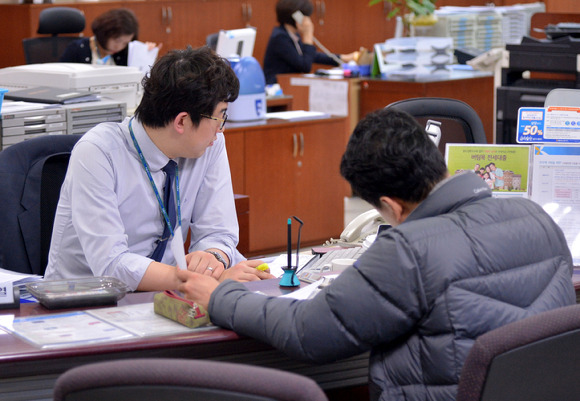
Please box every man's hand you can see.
[176,269,219,309]
[186,250,224,279]
[176,259,275,309]
[219,259,275,282]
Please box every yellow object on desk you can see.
[256,263,269,271]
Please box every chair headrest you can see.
[37,7,85,35]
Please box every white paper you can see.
[281,274,339,300]
[87,303,215,337]
[266,110,330,121]
[0,281,14,305]
[308,80,348,116]
[170,225,188,270]
[127,41,159,74]
[530,145,580,265]
[0,268,42,286]
[267,253,315,278]
[4,311,135,348]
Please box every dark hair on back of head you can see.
[135,46,239,129]
[92,8,139,50]
[340,108,448,207]
[276,0,314,27]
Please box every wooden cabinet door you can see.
[295,119,345,244]
[244,125,297,252]
[243,119,345,254]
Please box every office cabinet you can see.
[227,117,345,255]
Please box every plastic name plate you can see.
[517,107,580,144]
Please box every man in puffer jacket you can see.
[177,108,575,401]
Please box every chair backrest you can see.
[206,32,219,50]
[0,135,81,275]
[456,304,580,401]
[545,88,580,107]
[53,358,329,401]
[37,7,86,36]
[385,97,487,153]
[22,36,81,64]
[22,7,85,64]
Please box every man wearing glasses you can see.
[45,46,273,291]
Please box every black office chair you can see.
[22,7,85,64]
[456,303,580,401]
[0,135,81,275]
[206,32,219,51]
[385,97,487,153]
[53,358,329,401]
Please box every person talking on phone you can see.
[263,0,358,85]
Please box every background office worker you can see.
[177,108,575,401]
[60,8,159,65]
[263,0,358,84]
[45,46,273,291]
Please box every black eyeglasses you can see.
[200,112,228,131]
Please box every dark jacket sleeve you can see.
[208,234,423,364]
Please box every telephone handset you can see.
[340,209,386,244]
[292,10,304,24]
[291,10,344,66]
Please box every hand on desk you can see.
[186,250,226,279]
[177,259,274,309]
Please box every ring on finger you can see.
[207,266,214,272]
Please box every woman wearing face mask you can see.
[60,8,159,66]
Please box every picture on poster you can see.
[445,144,531,194]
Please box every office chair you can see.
[545,88,580,107]
[456,304,580,401]
[385,97,487,153]
[22,7,86,64]
[53,358,329,401]
[0,134,81,275]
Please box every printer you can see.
[0,63,143,110]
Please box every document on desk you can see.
[0,303,216,348]
[87,302,216,337]
[1,311,135,348]
[281,274,339,300]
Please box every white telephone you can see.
[338,209,386,244]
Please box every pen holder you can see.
[279,267,300,287]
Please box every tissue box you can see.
[153,290,211,328]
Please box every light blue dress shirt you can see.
[45,117,244,290]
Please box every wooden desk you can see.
[0,288,369,401]
[359,72,495,144]
[276,72,495,145]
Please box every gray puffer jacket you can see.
[210,173,575,401]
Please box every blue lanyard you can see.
[128,117,181,236]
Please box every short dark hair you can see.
[276,0,314,27]
[135,46,240,129]
[340,108,448,207]
[92,8,139,50]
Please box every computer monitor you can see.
[215,28,256,59]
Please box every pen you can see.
[287,218,292,269]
